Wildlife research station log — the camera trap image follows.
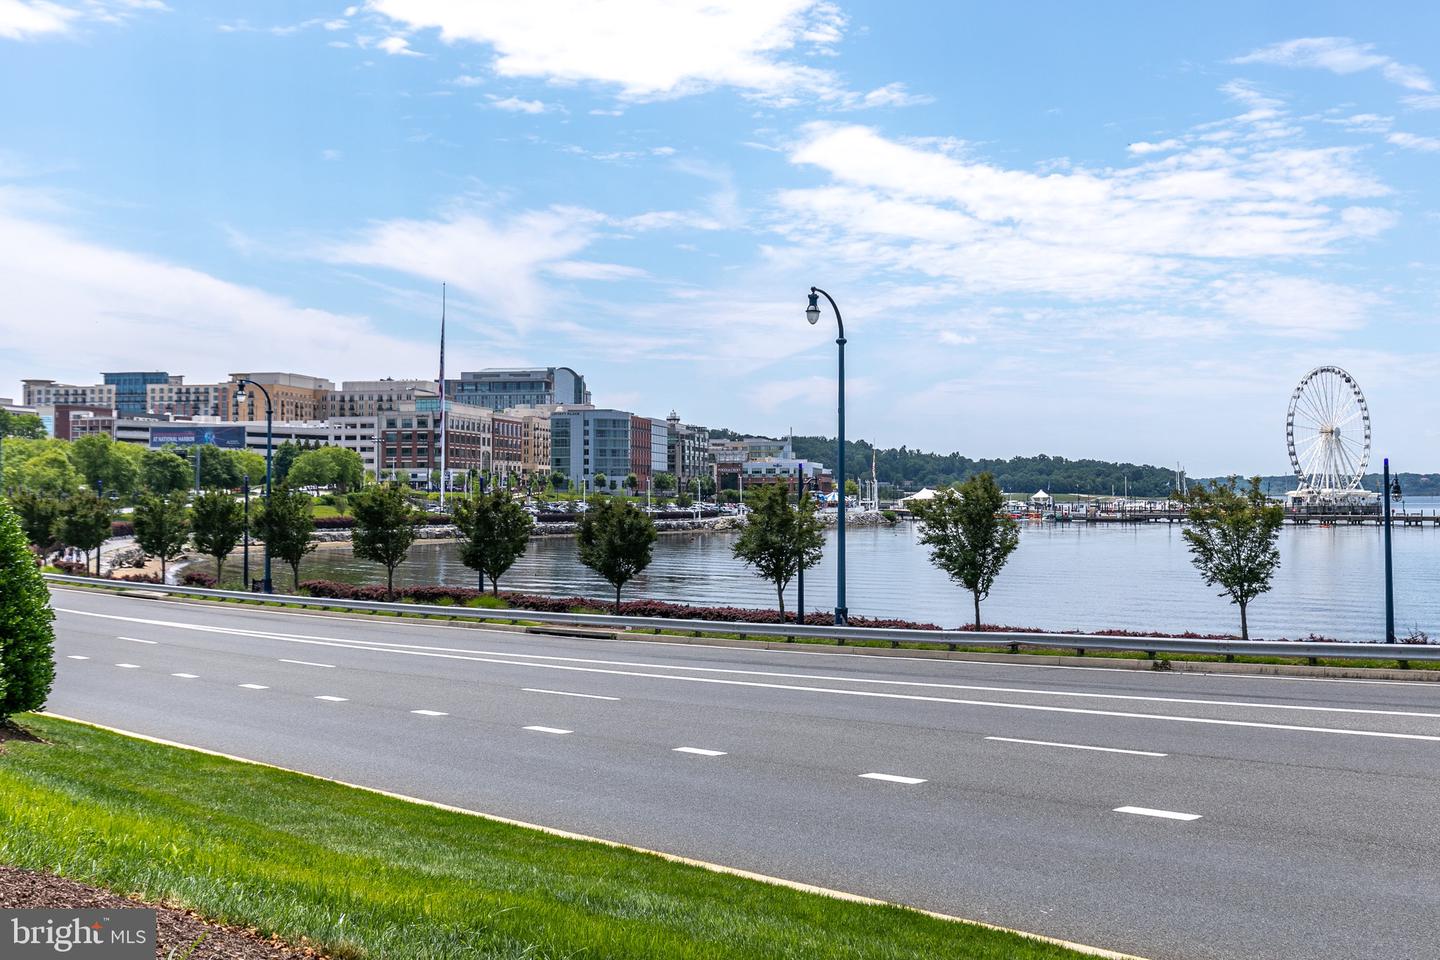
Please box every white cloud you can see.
[0,204,433,391]
[544,260,649,281]
[840,82,934,110]
[1402,93,1440,111]
[450,73,484,87]
[367,0,855,102]
[1233,37,1434,93]
[487,95,548,114]
[1128,139,1183,155]
[325,203,609,328]
[774,117,1393,317]
[321,148,343,161]
[1208,275,1376,335]
[0,0,75,38]
[1387,131,1440,153]
[377,34,420,56]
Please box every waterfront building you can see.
[145,377,225,418]
[492,411,525,483]
[102,371,172,417]
[376,398,492,487]
[738,458,832,494]
[22,378,117,410]
[448,366,590,410]
[326,379,437,418]
[550,407,632,492]
[628,415,670,490]
[222,372,335,423]
[665,411,710,489]
[514,407,553,480]
[112,417,333,452]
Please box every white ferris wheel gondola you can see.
[1285,365,1371,498]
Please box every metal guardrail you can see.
[41,573,1440,663]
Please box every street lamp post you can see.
[233,379,274,593]
[242,475,251,590]
[806,287,848,625]
[1383,458,1402,643]
[795,466,807,625]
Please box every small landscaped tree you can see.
[591,472,608,493]
[1180,477,1284,641]
[132,492,190,582]
[577,498,656,613]
[58,489,113,575]
[453,491,533,594]
[190,490,246,582]
[912,473,1020,628]
[251,484,318,591]
[8,490,61,551]
[0,495,56,721]
[68,434,139,499]
[625,473,640,496]
[350,482,416,598]
[654,472,676,498]
[732,482,825,622]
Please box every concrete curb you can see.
[37,714,1147,960]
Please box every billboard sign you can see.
[148,425,248,450]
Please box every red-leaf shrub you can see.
[110,521,134,537]
[52,558,90,576]
[180,570,217,587]
[114,572,162,583]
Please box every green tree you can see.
[1180,477,1284,641]
[550,470,567,491]
[654,472,676,495]
[191,445,241,490]
[844,478,860,498]
[732,482,825,622]
[350,483,416,598]
[625,473,640,495]
[132,492,190,582]
[592,472,608,492]
[0,495,56,720]
[140,448,191,495]
[576,499,656,613]
[911,473,1020,628]
[231,449,268,486]
[10,447,81,498]
[8,491,61,549]
[289,446,365,493]
[68,435,139,499]
[453,491,533,594]
[272,441,302,484]
[0,409,46,439]
[251,484,317,591]
[190,490,245,581]
[58,489,112,575]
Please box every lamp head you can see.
[805,292,820,325]
[1392,478,1403,498]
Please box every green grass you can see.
[0,716,1086,960]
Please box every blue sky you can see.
[2,0,1437,475]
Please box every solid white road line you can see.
[280,659,336,668]
[58,608,1440,742]
[673,747,727,757]
[171,673,199,679]
[66,655,89,660]
[118,636,157,645]
[523,725,573,735]
[860,773,927,785]
[238,683,268,690]
[410,709,447,716]
[114,663,140,669]
[314,695,348,702]
[1113,806,1201,821]
[985,736,1167,757]
[522,688,620,701]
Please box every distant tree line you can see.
[780,436,1178,497]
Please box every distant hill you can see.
[712,430,1178,497]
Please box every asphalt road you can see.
[39,588,1440,960]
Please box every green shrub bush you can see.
[0,496,56,720]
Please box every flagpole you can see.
[438,282,447,510]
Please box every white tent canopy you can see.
[900,487,940,504]
[1029,489,1052,502]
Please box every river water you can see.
[227,497,1440,642]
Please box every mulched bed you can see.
[0,865,326,959]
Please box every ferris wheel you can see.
[1286,365,1370,493]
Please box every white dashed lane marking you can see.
[238,683,269,690]
[1114,806,1202,821]
[410,710,447,717]
[859,773,927,785]
[673,747,727,757]
[523,726,573,735]
[985,736,1167,757]
[314,695,349,702]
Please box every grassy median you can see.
[0,715,1094,960]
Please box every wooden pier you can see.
[1062,511,1440,526]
